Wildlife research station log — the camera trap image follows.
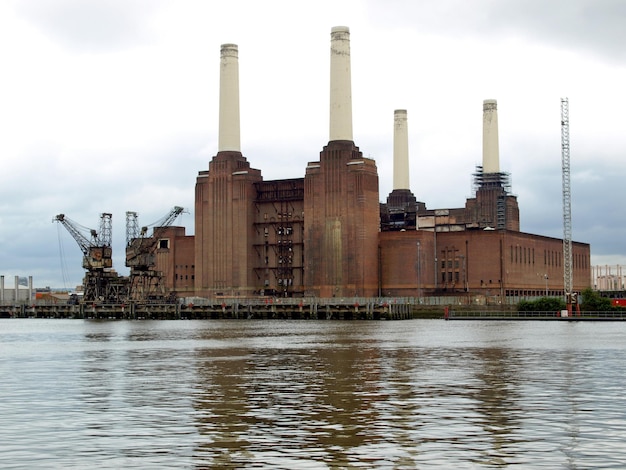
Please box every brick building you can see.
[379,230,589,300]
[155,27,591,301]
[155,226,195,298]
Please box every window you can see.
[159,239,169,249]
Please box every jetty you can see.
[0,297,420,321]
[5,299,623,321]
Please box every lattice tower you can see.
[561,98,573,297]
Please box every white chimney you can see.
[393,109,410,190]
[329,26,353,142]
[482,99,500,173]
[218,44,241,152]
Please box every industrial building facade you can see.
[159,26,590,302]
[379,230,589,300]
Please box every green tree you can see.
[579,288,613,312]
[518,296,566,312]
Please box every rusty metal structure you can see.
[125,206,185,302]
[54,213,128,303]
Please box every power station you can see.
[58,26,592,304]
[188,26,590,301]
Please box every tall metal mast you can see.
[561,98,573,303]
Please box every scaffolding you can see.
[472,166,512,195]
[472,166,513,230]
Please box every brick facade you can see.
[380,229,591,299]
[304,141,380,297]
[194,151,262,297]
[154,226,195,298]
[153,156,590,301]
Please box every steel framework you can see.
[561,98,573,302]
[125,206,185,302]
[54,213,128,303]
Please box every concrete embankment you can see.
[1,298,442,320]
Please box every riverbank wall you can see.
[0,297,437,320]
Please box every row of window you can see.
[441,260,462,269]
[511,246,536,265]
[506,289,563,297]
[442,272,462,283]
[263,212,302,220]
[264,226,295,236]
[510,246,588,268]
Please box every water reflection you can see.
[2,320,626,468]
[470,348,523,466]
[188,337,551,467]
[185,322,626,468]
[191,345,384,466]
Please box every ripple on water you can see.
[2,319,626,468]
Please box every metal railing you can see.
[447,310,626,320]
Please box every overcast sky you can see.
[1,0,625,289]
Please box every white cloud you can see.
[12,0,162,53]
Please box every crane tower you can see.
[561,98,574,309]
[125,206,185,302]
[54,213,128,303]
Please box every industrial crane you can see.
[125,206,185,302]
[54,213,128,303]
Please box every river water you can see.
[1,319,626,469]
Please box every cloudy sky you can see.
[1,0,625,289]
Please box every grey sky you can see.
[1,0,624,289]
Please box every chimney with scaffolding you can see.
[465,100,520,230]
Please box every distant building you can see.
[0,275,33,303]
[592,265,625,293]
